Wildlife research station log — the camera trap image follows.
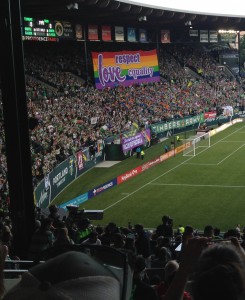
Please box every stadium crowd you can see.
[21,42,244,185]
[1,207,245,300]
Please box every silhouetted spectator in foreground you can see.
[203,225,214,238]
[100,222,119,246]
[75,218,94,244]
[48,205,61,227]
[163,237,245,300]
[156,215,173,238]
[2,251,122,300]
[134,224,151,261]
[155,260,191,300]
[28,218,55,260]
[151,246,171,268]
[131,255,158,300]
[53,227,74,247]
[81,230,101,245]
[0,242,6,297]
[191,240,245,300]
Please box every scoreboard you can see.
[22,17,58,41]
[22,17,74,41]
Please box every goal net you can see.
[183,132,210,156]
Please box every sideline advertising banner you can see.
[151,114,204,134]
[92,49,160,89]
[35,148,104,208]
[59,193,88,209]
[88,179,117,199]
[117,166,142,184]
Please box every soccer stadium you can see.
[1,0,245,299]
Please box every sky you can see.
[122,0,245,18]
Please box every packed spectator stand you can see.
[20,42,244,185]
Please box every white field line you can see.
[150,183,245,188]
[217,144,245,165]
[104,125,245,211]
[220,141,245,143]
[185,143,245,166]
[183,163,217,165]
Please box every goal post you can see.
[183,132,210,157]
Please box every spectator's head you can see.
[161,237,171,248]
[48,205,60,222]
[77,218,91,230]
[158,247,170,262]
[224,229,240,239]
[213,227,221,237]
[55,227,69,239]
[2,251,122,300]
[133,255,146,278]
[124,234,135,249]
[177,225,185,235]
[162,215,170,224]
[134,224,144,234]
[191,243,245,300]
[164,260,179,284]
[203,225,214,238]
[105,222,118,234]
[95,225,104,236]
[156,235,164,246]
[184,225,194,236]
[88,230,99,243]
[35,220,41,230]
[112,233,124,248]
[48,205,58,215]
[40,218,53,231]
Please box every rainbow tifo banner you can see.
[92,49,160,89]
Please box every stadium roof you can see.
[122,0,245,18]
[20,0,245,31]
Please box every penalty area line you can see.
[103,125,245,212]
[183,163,217,166]
[150,183,245,188]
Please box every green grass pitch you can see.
[53,122,245,232]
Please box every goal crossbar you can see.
[183,132,210,157]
